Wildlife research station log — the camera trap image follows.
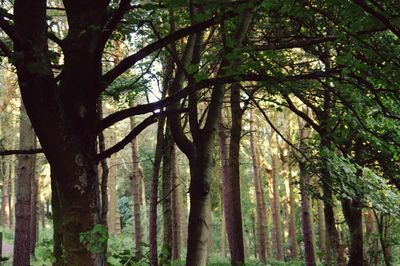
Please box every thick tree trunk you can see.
[342,199,363,266]
[129,116,144,260]
[249,110,268,263]
[13,105,36,266]
[299,125,317,266]
[171,144,183,260]
[186,153,213,266]
[51,171,63,264]
[14,0,108,262]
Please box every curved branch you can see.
[99,70,340,131]
[97,109,189,160]
[97,115,158,160]
[352,0,400,37]
[101,10,236,91]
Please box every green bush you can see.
[32,228,55,266]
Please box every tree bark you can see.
[271,134,284,261]
[287,163,298,259]
[249,110,268,263]
[107,132,120,235]
[317,195,327,262]
[30,164,39,256]
[129,115,144,260]
[14,1,109,263]
[161,128,173,263]
[299,125,317,266]
[1,160,10,228]
[342,198,363,266]
[171,144,183,260]
[364,209,379,266]
[13,105,36,266]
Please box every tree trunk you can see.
[1,160,10,228]
[9,161,15,229]
[342,199,363,266]
[299,125,317,266]
[13,105,36,266]
[97,98,109,265]
[161,128,173,263]
[107,133,120,235]
[271,134,284,261]
[30,165,39,256]
[364,210,379,266]
[129,115,144,260]
[14,2,112,263]
[287,164,298,259]
[51,170,63,264]
[171,144,183,260]
[317,196,327,262]
[249,110,268,263]
[185,153,213,266]
[376,214,392,266]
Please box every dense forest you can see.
[0,0,399,265]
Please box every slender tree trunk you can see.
[9,161,14,229]
[219,109,246,265]
[299,125,317,266]
[376,214,392,266]
[317,196,327,262]
[129,115,144,260]
[149,115,166,266]
[1,161,10,228]
[220,208,227,257]
[40,200,46,229]
[13,105,36,266]
[161,128,173,263]
[97,98,109,265]
[217,112,229,257]
[271,134,284,261]
[287,163,298,259]
[171,144,183,260]
[249,110,268,263]
[30,166,39,256]
[107,133,120,235]
[364,209,379,266]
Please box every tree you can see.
[0,1,239,263]
[13,105,36,265]
[249,109,268,263]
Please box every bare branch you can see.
[0,149,44,156]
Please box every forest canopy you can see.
[0,0,399,265]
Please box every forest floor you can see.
[1,242,12,255]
